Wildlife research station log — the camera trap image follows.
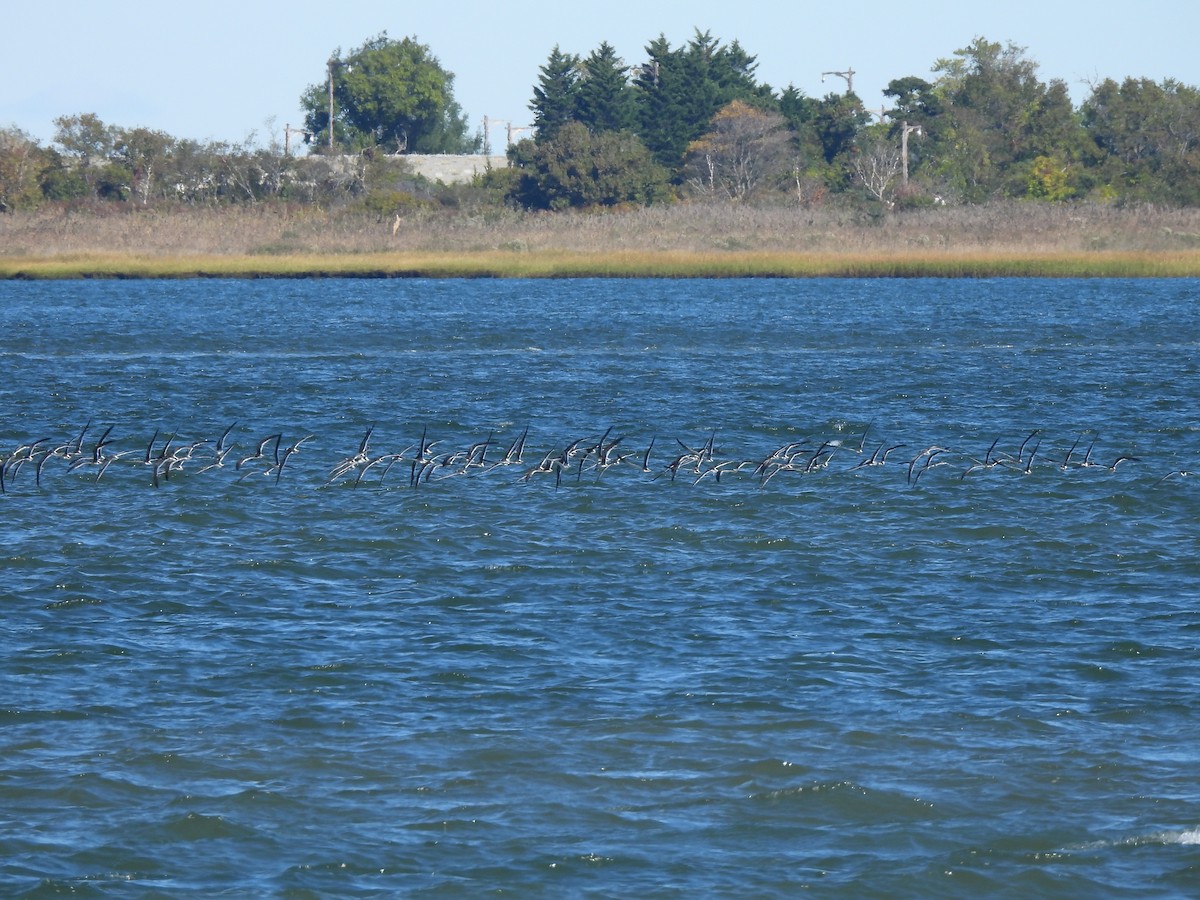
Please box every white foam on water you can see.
[1118,827,1200,848]
[1070,826,1200,852]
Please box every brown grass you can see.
[3,200,1200,277]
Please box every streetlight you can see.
[900,121,922,186]
[821,67,856,95]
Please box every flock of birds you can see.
[0,419,1194,494]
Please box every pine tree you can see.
[577,42,635,134]
[530,46,582,143]
[633,30,774,176]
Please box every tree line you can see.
[2,31,1199,214]
[515,32,1200,209]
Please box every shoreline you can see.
[4,249,1200,280]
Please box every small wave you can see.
[1075,826,1200,850]
[1118,826,1200,847]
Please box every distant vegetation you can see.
[5,199,1200,280]
[2,30,1200,219]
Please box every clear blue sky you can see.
[5,1,1198,152]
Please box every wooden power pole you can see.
[900,121,923,185]
[821,67,856,95]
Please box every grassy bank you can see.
[4,249,1200,279]
[4,201,1200,278]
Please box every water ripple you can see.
[2,278,1200,896]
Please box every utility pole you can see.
[900,121,922,186]
[327,58,350,149]
[283,124,309,156]
[507,123,530,146]
[821,67,855,95]
[483,117,531,154]
[327,58,336,149]
[483,116,504,155]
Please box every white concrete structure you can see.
[401,155,509,184]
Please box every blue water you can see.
[1,277,1199,897]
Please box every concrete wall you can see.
[400,155,509,184]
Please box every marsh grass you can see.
[4,200,1200,277]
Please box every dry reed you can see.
[4,200,1200,277]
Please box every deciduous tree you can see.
[0,127,49,211]
[112,127,175,205]
[851,126,902,207]
[1082,76,1200,203]
[52,112,117,196]
[683,100,791,201]
[301,33,476,154]
[929,38,1084,201]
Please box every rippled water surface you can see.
[2,277,1199,897]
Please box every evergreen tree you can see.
[811,93,870,166]
[878,77,940,181]
[576,42,636,134]
[530,46,582,142]
[508,122,670,209]
[632,30,772,176]
[630,35,679,166]
[883,76,944,123]
[774,84,837,194]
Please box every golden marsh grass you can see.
[4,250,1200,280]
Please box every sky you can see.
[5,1,1199,153]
